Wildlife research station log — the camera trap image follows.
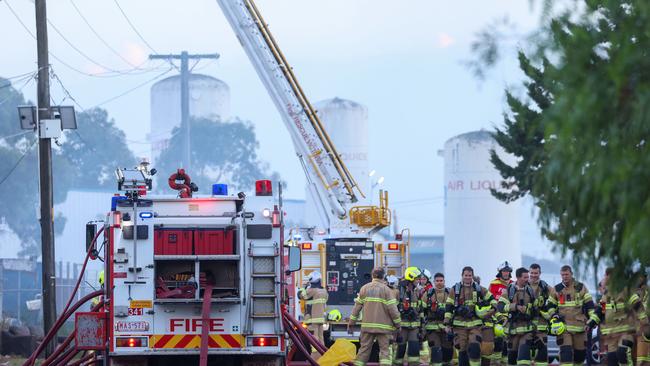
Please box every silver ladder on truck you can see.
[246,240,281,334]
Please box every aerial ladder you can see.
[216,0,410,341]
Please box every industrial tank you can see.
[314,97,370,198]
[442,130,521,282]
[149,74,230,164]
[303,97,370,228]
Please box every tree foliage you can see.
[156,117,282,195]
[491,1,650,288]
[60,108,137,189]
[0,77,136,256]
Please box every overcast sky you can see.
[1,0,542,237]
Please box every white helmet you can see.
[498,261,513,272]
[307,271,322,284]
[421,269,432,281]
[386,275,398,288]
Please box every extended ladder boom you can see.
[216,0,363,221]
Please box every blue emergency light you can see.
[139,212,153,219]
[212,183,228,196]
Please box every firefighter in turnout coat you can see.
[528,264,556,366]
[349,267,402,366]
[598,269,641,366]
[497,268,536,366]
[423,272,454,366]
[547,265,599,366]
[445,266,498,366]
[298,271,328,346]
[395,267,424,366]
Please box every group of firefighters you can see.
[299,262,650,366]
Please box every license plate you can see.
[116,321,149,332]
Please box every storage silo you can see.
[442,130,521,282]
[149,74,230,164]
[302,98,370,228]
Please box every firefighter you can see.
[395,266,424,366]
[387,275,400,300]
[636,275,650,366]
[385,274,400,363]
[91,270,105,309]
[497,268,536,366]
[598,268,641,366]
[419,268,434,362]
[490,261,514,366]
[528,263,555,366]
[423,272,453,366]
[547,265,599,366]
[444,266,497,366]
[298,271,328,346]
[349,267,401,366]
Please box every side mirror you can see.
[287,246,301,273]
[86,223,98,259]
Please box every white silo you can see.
[303,97,370,228]
[442,130,521,282]
[149,74,230,164]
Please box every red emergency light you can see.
[116,337,147,348]
[272,205,281,227]
[255,180,272,196]
[302,242,312,250]
[388,243,399,251]
[248,336,278,347]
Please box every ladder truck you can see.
[215,0,410,341]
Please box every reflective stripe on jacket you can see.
[351,279,401,333]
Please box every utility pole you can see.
[149,52,219,172]
[35,0,56,357]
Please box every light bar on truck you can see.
[255,180,272,196]
[116,337,148,348]
[247,336,279,347]
[388,243,399,250]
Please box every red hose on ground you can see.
[282,310,327,355]
[23,290,102,366]
[24,226,105,366]
[42,302,103,366]
[282,317,319,366]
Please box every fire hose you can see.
[24,225,105,366]
[168,168,196,198]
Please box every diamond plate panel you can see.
[253,278,274,294]
[253,298,275,315]
[253,257,274,273]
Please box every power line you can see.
[0,73,36,106]
[46,19,121,73]
[68,0,140,68]
[112,0,158,55]
[2,69,42,81]
[0,131,31,140]
[91,67,174,108]
[0,71,35,89]
[0,138,37,187]
[4,0,166,78]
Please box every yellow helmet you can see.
[98,270,105,287]
[327,309,342,322]
[404,267,421,282]
[549,318,566,335]
[493,323,505,338]
[475,304,491,318]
